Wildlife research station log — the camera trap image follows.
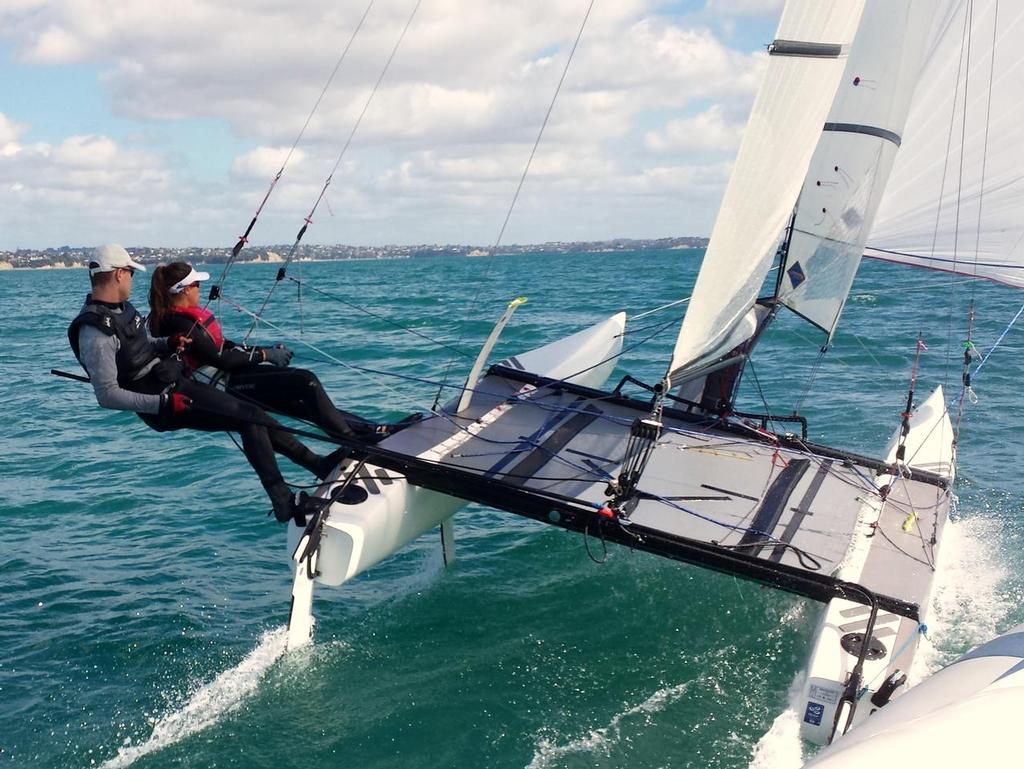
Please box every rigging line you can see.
[220,294,434,412]
[646,493,826,566]
[243,0,423,342]
[852,274,980,295]
[971,299,1024,379]
[617,313,685,337]
[432,0,596,409]
[848,331,885,370]
[944,0,976,390]
[955,0,1001,435]
[741,358,784,437]
[895,471,929,540]
[225,289,661,455]
[161,4,378,359]
[507,313,682,406]
[873,506,936,570]
[221,291,672,431]
[792,346,827,414]
[628,295,691,322]
[901,399,954,472]
[971,0,999,300]
[214,0,376,298]
[285,274,472,358]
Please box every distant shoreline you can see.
[0,237,708,271]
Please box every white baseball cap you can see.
[89,244,146,276]
[169,266,211,294]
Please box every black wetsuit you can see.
[158,310,375,440]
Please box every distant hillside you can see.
[0,237,708,270]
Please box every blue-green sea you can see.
[3,251,1023,768]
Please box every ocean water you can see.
[3,251,1023,769]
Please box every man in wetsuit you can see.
[67,244,343,523]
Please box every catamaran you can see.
[251,0,1022,750]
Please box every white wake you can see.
[100,626,288,769]
[526,681,692,769]
[748,515,1011,768]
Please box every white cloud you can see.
[645,104,744,153]
[0,121,189,245]
[703,0,784,17]
[231,146,307,179]
[0,1,771,246]
[0,112,27,153]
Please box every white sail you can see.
[867,0,1024,287]
[667,1,865,380]
[776,0,937,337]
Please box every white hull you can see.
[799,385,955,744]
[285,313,626,646]
[806,623,1024,767]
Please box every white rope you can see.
[631,296,690,322]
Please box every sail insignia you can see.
[787,261,807,289]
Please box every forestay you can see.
[867,0,1024,287]
[776,1,937,337]
[668,1,865,380]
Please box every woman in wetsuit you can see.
[147,261,386,443]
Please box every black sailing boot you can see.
[315,446,352,480]
[267,483,300,524]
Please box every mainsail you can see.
[667,2,865,380]
[867,0,1024,287]
[776,1,940,337]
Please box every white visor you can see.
[169,267,211,294]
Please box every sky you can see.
[0,0,784,250]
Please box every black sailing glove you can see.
[263,344,294,367]
[153,356,183,385]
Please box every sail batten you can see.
[822,123,903,146]
[667,1,867,380]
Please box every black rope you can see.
[792,345,827,414]
[583,518,609,564]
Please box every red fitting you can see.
[597,506,615,519]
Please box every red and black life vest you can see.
[168,305,224,371]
